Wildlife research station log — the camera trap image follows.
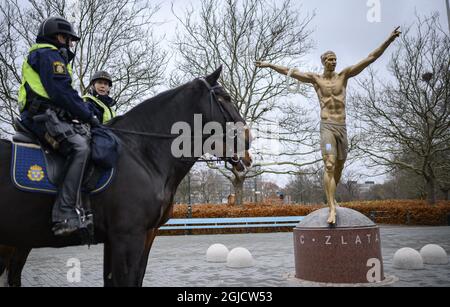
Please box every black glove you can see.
[89,116,101,128]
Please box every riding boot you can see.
[52,134,91,236]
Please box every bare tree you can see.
[0,2,23,136]
[174,174,191,204]
[72,0,167,112]
[364,167,427,201]
[174,166,232,204]
[172,0,317,204]
[196,168,229,203]
[336,170,363,202]
[259,181,281,201]
[284,166,325,204]
[0,0,167,136]
[435,149,450,200]
[351,14,450,205]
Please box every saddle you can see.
[11,118,114,195]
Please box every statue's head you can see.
[321,51,337,72]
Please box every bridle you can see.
[199,78,235,123]
[198,78,249,169]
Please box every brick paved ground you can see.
[13,226,450,287]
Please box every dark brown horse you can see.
[0,68,252,287]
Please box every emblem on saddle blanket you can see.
[27,165,45,182]
[11,143,114,195]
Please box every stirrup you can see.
[52,218,79,237]
[76,208,95,245]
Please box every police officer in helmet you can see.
[18,16,100,237]
[84,71,116,124]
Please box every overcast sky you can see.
[157,0,448,73]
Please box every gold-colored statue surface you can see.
[256,27,401,225]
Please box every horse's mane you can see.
[108,82,193,127]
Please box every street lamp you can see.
[187,172,192,219]
[186,172,193,235]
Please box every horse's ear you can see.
[206,65,223,85]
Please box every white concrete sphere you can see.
[227,247,255,268]
[393,248,424,270]
[420,245,449,265]
[206,244,230,263]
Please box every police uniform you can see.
[18,17,98,236]
[83,71,116,124]
[83,92,116,124]
[19,44,93,135]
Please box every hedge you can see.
[159,200,450,235]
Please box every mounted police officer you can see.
[83,71,116,124]
[18,17,100,237]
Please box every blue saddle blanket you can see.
[11,142,114,195]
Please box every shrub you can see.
[160,200,450,235]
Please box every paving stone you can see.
[19,226,450,287]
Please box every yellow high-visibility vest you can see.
[18,44,73,111]
[83,94,116,123]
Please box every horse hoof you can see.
[0,269,8,288]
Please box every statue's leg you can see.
[323,155,337,225]
[334,160,345,185]
[323,159,331,206]
[334,159,346,207]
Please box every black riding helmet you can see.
[90,71,113,87]
[37,17,80,41]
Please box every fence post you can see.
[369,211,376,222]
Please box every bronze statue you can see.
[256,27,401,225]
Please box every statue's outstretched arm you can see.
[255,61,316,84]
[342,27,401,79]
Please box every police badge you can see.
[53,61,66,75]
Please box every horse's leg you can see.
[103,241,113,287]
[8,248,32,287]
[0,256,6,287]
[137,229,158,287]
[0,247,14,287]
[109,233,146,287]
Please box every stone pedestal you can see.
[294,207,385,284]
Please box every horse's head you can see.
[197,66,253,172]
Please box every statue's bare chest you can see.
[317,78,345,96]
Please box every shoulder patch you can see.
[53,61,66,75]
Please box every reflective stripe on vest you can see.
[83,94,116,123]
[18,44,73,111]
